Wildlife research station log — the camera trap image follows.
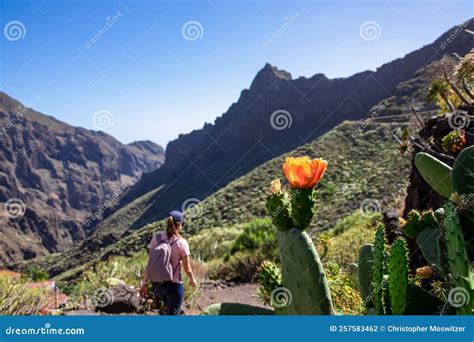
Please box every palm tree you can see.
[428,80,455,112]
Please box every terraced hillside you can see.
[21,120,412,279]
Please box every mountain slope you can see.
[91,20,474,235]
[22,120,412,279]
[0,92,164,266]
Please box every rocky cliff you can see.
[0,92,164,266]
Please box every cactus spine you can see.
[388,239,409,315]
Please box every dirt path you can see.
[185,282,269,315]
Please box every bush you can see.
[26,267,49,281]
[325,211,380,269]
[326,262,363,315]
[187,226,240,261]
[228,218,276,257]
[207,250,269,283]
[0,275,48,315]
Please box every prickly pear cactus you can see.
[388,239,409,315]
[289,188,316,230]
[443,202,473,315]
[358,244,374,306]
[451,145,474,230]
[415,152,453,199]
[371,225,386,315]
[278,228,335,315]
[451,145,474,197]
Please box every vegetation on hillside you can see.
[23,120,411,280]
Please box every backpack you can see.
[147,232,181,283]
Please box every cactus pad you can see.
[443,202,473,315]
[358,244,374,306]
[371,225,386,315]
[289,188,316,230]
[415,152,453,198]
[404,283,444,315]
[416,227,442,267]
[451,145,474,230]
[266,191,293,231]
[278,228,335,315]
[388,239,409,315]
[202,303,275,315]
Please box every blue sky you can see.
[0,0,472,147]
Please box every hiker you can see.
[141,210,196,315]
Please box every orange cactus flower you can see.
[282,156,327,189]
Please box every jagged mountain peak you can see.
[250,63,292,89]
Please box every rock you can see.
[0,92,165,267]
[95,285,140,314]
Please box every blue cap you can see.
[169,210,184,223]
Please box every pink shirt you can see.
[148,232,190,283]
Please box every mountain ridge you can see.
[98,20,474,231]
[0,92,165,266]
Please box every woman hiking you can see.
[141,210,196,315]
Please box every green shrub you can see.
[207,250,270,283]
[228,218,276,256]
[326,261,363,315]
[325,211,380,269]
[26,267,49,281]
[188,226,240,261]
[0,275,48,315]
